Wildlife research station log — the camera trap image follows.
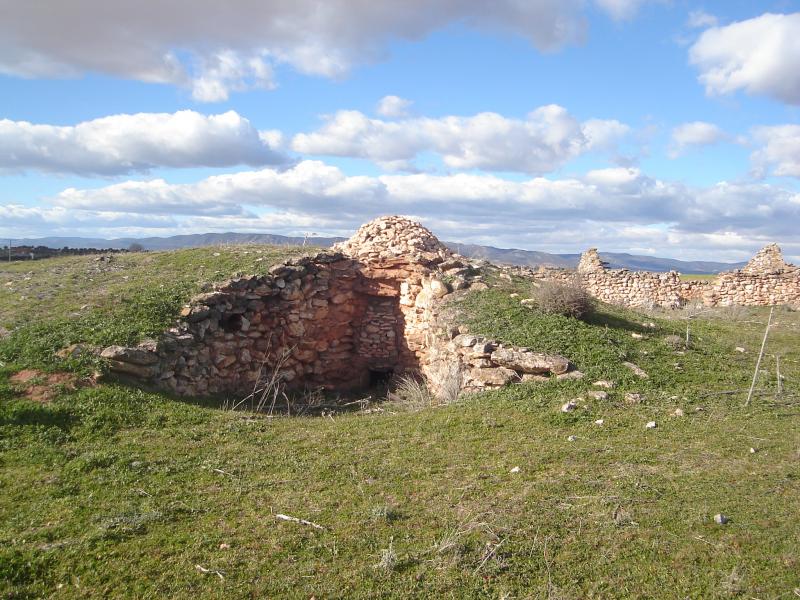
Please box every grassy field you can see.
[679,273,719,282]
[1,249,799,599]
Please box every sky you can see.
[1,0,799,262]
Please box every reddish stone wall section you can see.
[101,216,575,398]
[102,217,468,396]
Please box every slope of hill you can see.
[13,233,745,273]
[0,247,797,598]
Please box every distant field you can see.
[1,249,799,598]
[679,273,719,282]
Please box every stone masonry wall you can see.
[522,245,799,310]
[101,216,576,399]
[99,218,797,400]
[702,244,800,307]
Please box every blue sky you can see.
[1,0,799,261]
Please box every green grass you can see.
[1,249,799,598]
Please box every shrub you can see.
[531,279,593,319]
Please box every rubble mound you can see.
[742,243,791,275]
[577,248,605,273]
[334,216,454,265]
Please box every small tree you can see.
[128,242,145,252]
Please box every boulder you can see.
[105,360,157,379]
[490,348,570,375]
[469,367,519,387]
[100,345,159,365]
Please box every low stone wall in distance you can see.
[514,244,799,310]
[702,245,800,307]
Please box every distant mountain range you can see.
[14,233,746,274]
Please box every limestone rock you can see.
[623,362,648,379]
[490,348,569,375]
[556,370,585,381]
[105,360,157,379]
[101,345,159,365]
[469,367,519,387]
[593,380,615,389]
[624,392,643,404]
[561,399,579,412]
[56,343,88,360]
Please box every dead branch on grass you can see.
[275,513,325,530]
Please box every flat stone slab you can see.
[490,348,570,375]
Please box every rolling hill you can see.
[14,233,745,273]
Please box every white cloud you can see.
[668,121,727,158]
[689,13,800,105]
[594,0,649,21]
[189,52,276,102]
[751,125,800,177]
[0,0,599,102]
[376,95,413,118]
[14,160,791,260]
[0,204,177,235]
[0,110,288,175]
[291,105,630,174]
[686,10,718,29]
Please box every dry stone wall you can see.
[576,248,705,309]
[702,244,800,307]
[101,215,577,399]
[103,218,452,396]
[524,245,799,310]
[99,217,797,401]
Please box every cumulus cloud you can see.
[668,121,727,158]
[0,110,288,175]
[291,105,630,174]
[686,10,718,28]
[14,160,791,261]
[0,0,654,101]
[751,125,800,177]
[376,95,413,118]
[689,13,800,105]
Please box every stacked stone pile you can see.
[703,245,800,307]
[422,332,576,395]
[333,215,454,266]
[742,244,790,275]
[576,248,606,274]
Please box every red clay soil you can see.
[9,369,95,403]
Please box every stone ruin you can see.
[531,244,800,309]
[100,217,797,399]
[704,244,800,307]
[102,216,576,398]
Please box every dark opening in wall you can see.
[369,368,394,388]
[220,313,243,333]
